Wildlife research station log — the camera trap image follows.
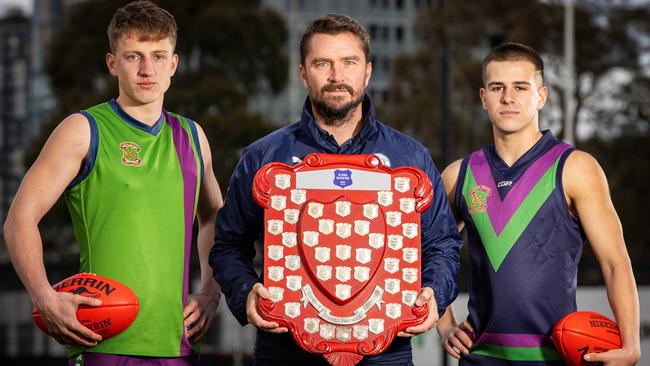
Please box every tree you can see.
[31,0,288,252]
[380,0,650,153]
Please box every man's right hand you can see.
[35,290,103,346]
[245,283,288,333]
[440,320,474,359]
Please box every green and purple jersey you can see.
[65,100,203,357]
[455,131,585,365]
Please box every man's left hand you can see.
[183,289,220,341]
[584,346,640,365]
[398,287,438,337]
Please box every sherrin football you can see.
[552,311,621,365]
[33,273,139,340]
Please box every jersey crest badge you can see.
[468,185,491,213]
[119,142,143,167]
[253,153,432,366]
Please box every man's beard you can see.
[312,83,365,126]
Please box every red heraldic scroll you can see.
[253,153,433,366]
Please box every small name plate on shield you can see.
[253,153,433,366]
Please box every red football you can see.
[32,273,139,340]
[552,311,621,365]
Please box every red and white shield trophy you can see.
[253,153,433,366]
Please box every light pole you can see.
[564,0,576,144]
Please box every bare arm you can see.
[564,151,640,365]
[437,305,474,359]
[437,159,463,332]
[2,114,102,346]
[195,122,223,295]
[183,122,224,341]
[436,159,475,357]
[436,305,459,338]
[398,159,466,338]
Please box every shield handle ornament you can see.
[253,153,433,366]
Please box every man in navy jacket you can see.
[209,14,463,365]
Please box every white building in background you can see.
[255,0,435,125]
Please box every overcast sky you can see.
[0,0,33,17]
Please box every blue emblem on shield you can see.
[333,169,353,188]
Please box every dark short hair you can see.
[107,0,177,53]
[300,13,370,65]
[482,42,544,85]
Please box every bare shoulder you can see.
[190,120,214,166]
[191,119,207,136]
[564,150,601,169]
[563,150,609,199]
[16,113,92,205]
[191,120,210,149]
[441,159,463,200]
[192,121,207,142]
[192,120,222,213]
[57,113,91,134]
[441,159,463,187]
[564,151,606,181]
[42,113,91,159]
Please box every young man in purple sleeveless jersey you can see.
[436,43,640,365]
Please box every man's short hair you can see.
[107,0,177,53]
[482,42,544,85]
[300,13,370,66]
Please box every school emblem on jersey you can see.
[467,185,491,214]
[253,153,432,366]
[119,142,142,167]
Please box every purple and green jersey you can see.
[65,100,203,357]
[455,131,585,365]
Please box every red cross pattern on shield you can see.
[253,153,433,366]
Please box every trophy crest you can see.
[253,153,433,366]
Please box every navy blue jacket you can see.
[210,96,462,364]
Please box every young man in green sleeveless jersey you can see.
[3,1,222,365]
[436,43,640,365]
